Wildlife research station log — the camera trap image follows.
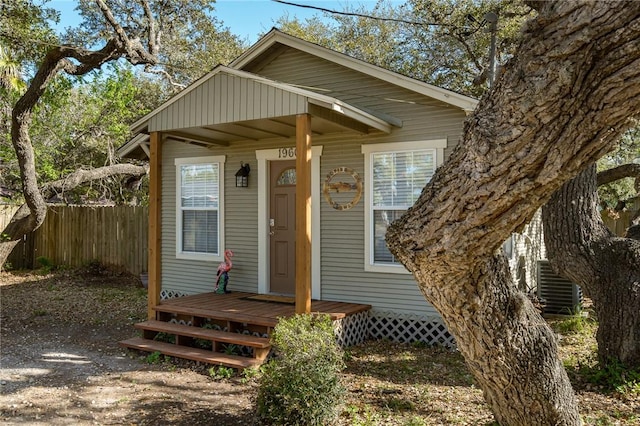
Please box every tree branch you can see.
[140,0,159,57]
[41,163,148,198]
[143,65,187,90]
[597,163,640,192]
[95,0,157,65]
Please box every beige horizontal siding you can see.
[158,46,466,317]
[161,139,263,295]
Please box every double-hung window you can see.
[362,140,445,273]
[175,156,225,260]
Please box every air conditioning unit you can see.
[536,260,583,315]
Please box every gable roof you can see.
[120,29,477,159]
[231,29,478,113]
[131,65,397,135]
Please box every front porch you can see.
[120,292,371,370]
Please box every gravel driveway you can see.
[0,269,255,425]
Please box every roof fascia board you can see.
[231,30,478,113]
[117,133,150,158]
[308,99,391,133]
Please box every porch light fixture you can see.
[235,162,250,187]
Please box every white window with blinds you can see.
[362,140,446,273]
[175,156,225,261]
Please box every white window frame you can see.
[255,146,323,299]
[175,156,226,261]
[362,140,446,274]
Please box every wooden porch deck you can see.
[120,292,371,370]
[156,291,371,326]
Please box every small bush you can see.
[36,256,55,273]
[208,366,234,380]
[583,359,640,395]
[153,332,175,344]
[145,351,162,364]
[554,309,591,334]
[256,313,345,426]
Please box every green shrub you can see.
[145,351,162,364]
[256,313,345,425]
[582,358,640,395]
[152,332,175,344]
[553,308,593,335]
[208,366,234,380]
[36,256,54,273]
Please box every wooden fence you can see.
[1,205,148,274]
[602,210,637,237]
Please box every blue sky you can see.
[48,0,385,44]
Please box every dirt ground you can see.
[0,267,255,425]
[1,267,638,425]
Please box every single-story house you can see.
[119,29,484,361]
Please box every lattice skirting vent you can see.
[368,311,456,348]
[160,289,188,300]
[333,311,369,348]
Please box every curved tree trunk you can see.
[543,164,640,367]
[387,1,640,424]
[2,1,159,269]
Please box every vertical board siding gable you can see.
[148,74,309,132]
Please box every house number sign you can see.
[322,167,363,211]
[278,147,296,158]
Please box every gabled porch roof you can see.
[120,66,399,159]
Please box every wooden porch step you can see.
[135,320,271,348]
[119,337,261,369]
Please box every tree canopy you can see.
[0,0,247,267]
[598,125,640,210]
[275,0,533,97]
[0,0,246,205]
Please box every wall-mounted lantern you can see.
[235,162,250,187]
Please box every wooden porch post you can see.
[148,131,162,319]
[295,114,312,314]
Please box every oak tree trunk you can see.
[2,1,158,269]
[543,164,640,367]
[387,1,640,424]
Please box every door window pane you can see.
[276,167,296,186]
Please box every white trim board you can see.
[174,155,226,262]
[361,140,445,274]
[256,146,323,300]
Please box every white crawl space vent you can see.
[537,260,583,315]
